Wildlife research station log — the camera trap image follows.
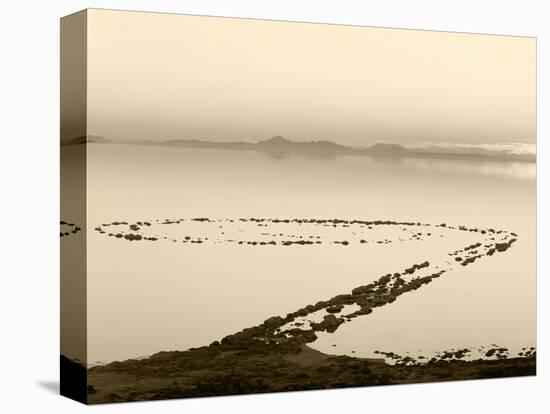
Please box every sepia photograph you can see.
[59,9,537,404]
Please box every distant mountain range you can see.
[158,135,535,162]
[63,135,535,162]
[160,135,356,154]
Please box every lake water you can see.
[85,143,536,364]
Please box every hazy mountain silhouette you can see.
[159,135,354,155]
[158,136,535,162]
[63,135,534,162]
[255,135,354,154]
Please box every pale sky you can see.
[84,9,536,146]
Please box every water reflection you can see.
[255,150,536,180]
[400,157,535,180]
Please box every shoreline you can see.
[84,342,535,404]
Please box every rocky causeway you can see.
[58,217,537,403]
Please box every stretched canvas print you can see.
[60,9,536,404]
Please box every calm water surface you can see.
[86,144,535,364]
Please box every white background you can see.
[0,0,547,412]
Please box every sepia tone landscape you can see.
[61,9,536,404]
